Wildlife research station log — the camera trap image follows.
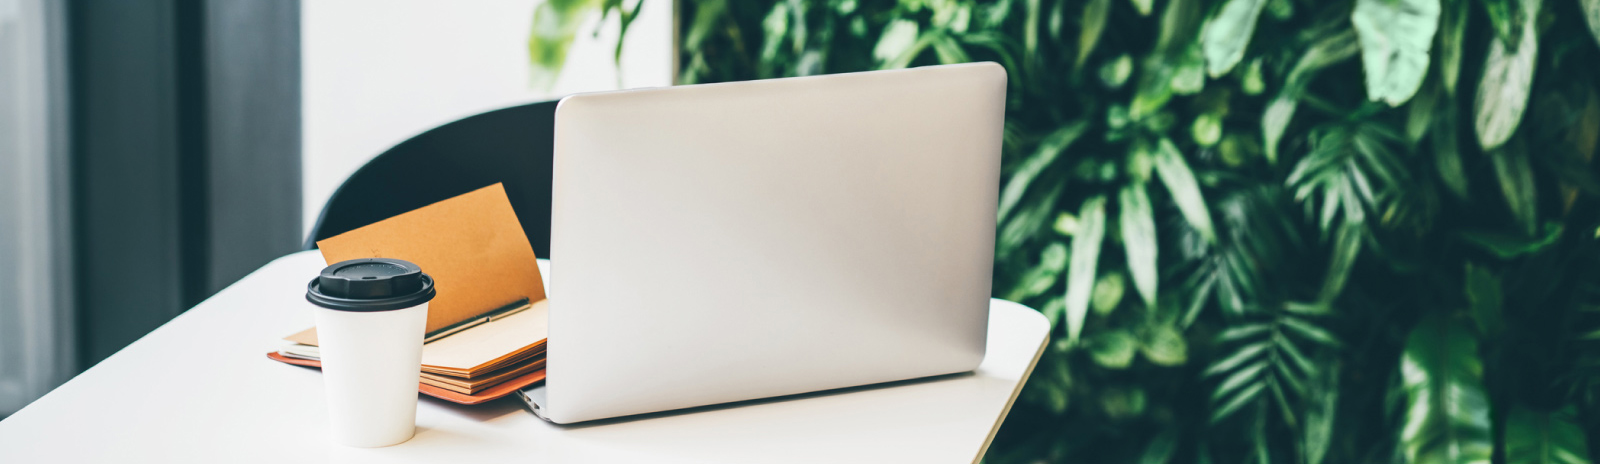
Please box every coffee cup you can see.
[305,258,436,447]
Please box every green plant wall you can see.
[533,0,1600,462]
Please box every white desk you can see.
[0,250,1049,463]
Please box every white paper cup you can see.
[306,258,436,448]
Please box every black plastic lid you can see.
[305,258,436,312]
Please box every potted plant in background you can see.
[533,0,1600,462]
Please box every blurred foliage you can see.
[534,0,1600,462]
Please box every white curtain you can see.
[0,0,75,416]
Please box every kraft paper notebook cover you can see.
[314,182,546,335]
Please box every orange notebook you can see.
[267,183,550,404]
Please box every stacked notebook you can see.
[267,183,551,404]
[277,298,548,395]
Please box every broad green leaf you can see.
[1140,430,1178,464]
[930,33,970,64]
[1434,102,1470,199]
[874,20,921,63]
[1242,58,1266,95]
[1263,31,1361,163]
[1078,0,1111,67]
[1480,0,1524,46]
[759,3,790,63]
[1407,83,1439,143]
[1089,329,1138,369]
[1463,263,1504,338]
[1141,324,1188,366]
[1120,184,1159,307]
[1438,0,1467,95]
[1400,311,1492,464]
[1505,406,1592,464]
[1006,242,1069,301]
[1172,44,1207,95]
[1586,0,1600,51]
[1474,0,1540,151]
[1459,222,1563,258]
[1100,54,1134,89]
[682,0,724,52]
[1300,362,1339,464]
[528,0,604,90]
[1317,222,1362,303]
[1352,0,1441,106]
[1024,0,1040,63]
[1153,139,1217,243]
[998,183,1062,259]
[1130,0,1155,15]
[1201,0,1269,77]
[999,121,1089,222]
[1092,272,1126,315]
[1065,196,1108,343]
[1193,114,1223,146]
[1489,138,1538,235]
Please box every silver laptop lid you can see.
[545,63,1007,424]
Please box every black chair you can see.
[305,100,559,258]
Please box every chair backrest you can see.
[306,100,558,258]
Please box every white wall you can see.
[302,0,674,234]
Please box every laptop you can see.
[520,62,1008,424]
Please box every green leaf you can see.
[1463,263,1504,338]
[930,33,970,64]
[1434,101,1470,199]
[998,183,1062,259]
[1211,381,1266,423]
[1407,83,1440,143]
[1459,222,1564,258]
[1480,0,1525,46]
[1506,406,1593,464]
[759,3,790,63]
[1141,324,1189,366]
[1089,329,1138,369]
[1303,365,1339,464]
[998,121,1089,222]
[1092,272,1126,315]
[1101,54,1134,89]
[1201,0,1269,77]
[1065,196,1108,344]
[1283,315,1342,347]
[1140,430,1178,464]
[1474,0,1540,151]
[1130,0,1155,15]
[1078,0,1111,68]
[1153,138,1217,243]
[1586,0,1600,52]
[1438,0,1467,95]
[1352,0,1441,106]
[1007,242,1070,301]
[1212,361,1268,400]
[1121,184,1159,307]
[874,19,921,63]
[1205,342,1269,376]
[1171,44,1207,95]
[1318,222,1362,303]
[1263,30,1361,163]
[527,0,604,90]
[1400,311,1492,464]
[1489,138,1539,235]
